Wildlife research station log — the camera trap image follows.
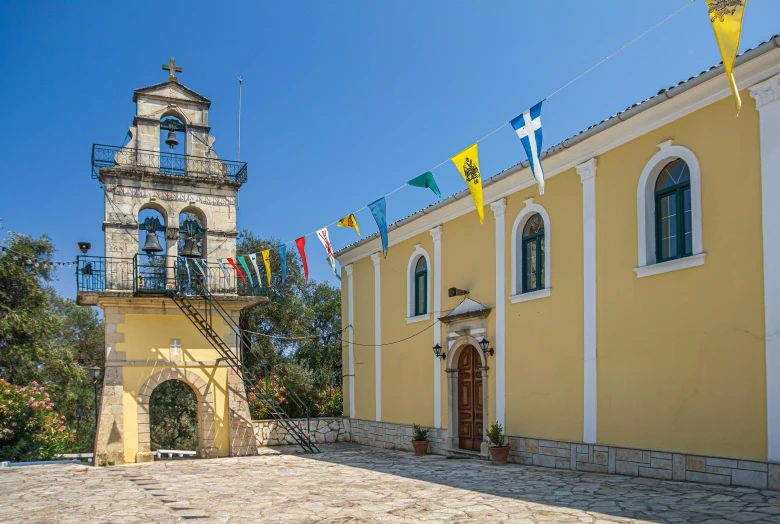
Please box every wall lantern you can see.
[432,343,446,360]
[478,338,494,358]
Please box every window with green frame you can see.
[414,257,428,316]
[655,159,692,262]
[522,213,545,293]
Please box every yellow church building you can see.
[336,36,780,490]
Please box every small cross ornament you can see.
[162,57,182,82]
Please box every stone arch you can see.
[136,369,217,461]
[137,202,170,228]
[160,107,191,126]
[445,335,490,454]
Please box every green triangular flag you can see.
[408,171,441,198]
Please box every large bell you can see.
[142,231,164,254]
[165,129,179,149]
[180,237,201,258]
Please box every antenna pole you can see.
[237,76,243,161]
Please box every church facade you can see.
[336,37,780,488]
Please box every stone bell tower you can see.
[79,59,263,464]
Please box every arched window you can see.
[414,257,428,316]
[654,159,692,262]
[521,213,545,293]
[406,246,431,321]
[636,141,704,277]
[510,199,551,302]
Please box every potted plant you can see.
[411,424,429,456]
[487,422,510,465]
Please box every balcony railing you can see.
[75,254,265,298]
[91,144,248,184]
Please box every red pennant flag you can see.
[295,237,309,281]
[226,257,247,284]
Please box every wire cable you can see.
[261,0,696,254]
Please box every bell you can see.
[165,129,179,149]
[142,231,164,254]
[81,262,93,276]
[180,237,201,258]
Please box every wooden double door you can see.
[457,345,483,451]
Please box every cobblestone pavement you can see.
[2,444,780,523]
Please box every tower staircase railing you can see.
[167,258,319,454]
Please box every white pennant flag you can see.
[316,227,338,276]
[248,253,263,285]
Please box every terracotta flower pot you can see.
[489,446,510,465]
[412,440,429,456]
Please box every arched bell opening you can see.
[159,115,186,174]
[178,207,206,260]
[137,206,168,291]
[149,379,200,454]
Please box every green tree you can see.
[0,232,104,453]
[236,231,343,416]
[149,380,199,451]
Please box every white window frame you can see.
[635,140,706,278]
[406,245,431,323]
[510,198,551,303]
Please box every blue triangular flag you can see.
[368,197,388,258]
[277,245,287,284]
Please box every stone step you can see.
[445,448,488,461]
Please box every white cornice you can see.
[336,47,780,267]
[490,198,507,217]
[750,73,780,109]
[576,158,598,183]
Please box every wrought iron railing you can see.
[75,255,266,298]
[91,144,248,183]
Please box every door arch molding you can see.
[446,336,489,454]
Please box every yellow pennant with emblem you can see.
[705,0,747,115]
[261,249,272,289]
[337,214,361,236]
[451,143,484,224]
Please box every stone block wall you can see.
[347,418,780,491]
[253,417,350,446]
[506,436,780,491]
[350,419,448,455]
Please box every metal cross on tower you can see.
[162,57,182,83]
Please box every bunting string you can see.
[0,245,77,268]
[234,0,713,287]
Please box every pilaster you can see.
[429,226,443,428]
[371,252,382,421]
[489,199,507,427]
[345,264,355,419]
[577,157,598,444]
[750,74,780,461]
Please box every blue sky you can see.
[1,1,778,297]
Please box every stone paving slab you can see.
[1,444,780,522]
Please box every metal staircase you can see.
[167,263,320,453]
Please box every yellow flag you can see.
[261,249,272,289]
[337,214,361,236]
[705,0,747,115]
[451,143,484,224]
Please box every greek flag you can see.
[510,100,546,194]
